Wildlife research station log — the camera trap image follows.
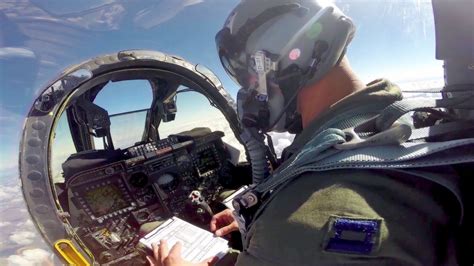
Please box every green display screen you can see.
[83,184,128,217]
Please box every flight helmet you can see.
[216,0,355,132]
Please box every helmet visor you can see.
[218,49,253,89]
[216,28,255,89]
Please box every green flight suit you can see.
[233,80,461,265]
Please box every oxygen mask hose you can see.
[240,128,271,184]
[237,88,272,184]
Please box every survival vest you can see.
[232,90,474,263]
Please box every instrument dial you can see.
[129,172,148,188]
[157,174,177,191]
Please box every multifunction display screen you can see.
[83,184,128,217]
[195,148,219,175]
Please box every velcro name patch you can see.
[324,216,382,255]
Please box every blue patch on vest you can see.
[325,217,381,255]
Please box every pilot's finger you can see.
[158,240,169,264]
[212,211,226,221]
[215,222,238,237]
[211,209,234,228]
[210,211,227,231]
[168,241,183,258]
[152,243,160,262]
[222,209,236,223]
[210,216,218,231]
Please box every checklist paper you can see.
[139,217,229,262]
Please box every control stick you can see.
[189,190,213,216]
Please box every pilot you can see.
[148,1,461,265]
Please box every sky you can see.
[0,0,447,264]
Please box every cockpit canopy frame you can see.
[19,50,245,263]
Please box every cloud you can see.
[0,107,24,125]
[0,221,12,228]
[9,231,36,246]
[0,108,24,180]
[39,60,58,67]
[0,0,51,18]
[0,182,52,256]
[269,132,295,157]
[65,3,126,30]
[0,47,36,59]
[23,219,34,227]
[0,185,20,202]
[7,248,53,266]
[133,0,204,29]
[397,78,444,92]
[3,0,205,34]
[0,183,35,247]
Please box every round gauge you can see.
[136,211,149,221]
[129,172,149,188]
[157,174,176,191]
[104,167,115,175]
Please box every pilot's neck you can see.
[296,57,365,128]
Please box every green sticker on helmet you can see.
[306,22,323,39]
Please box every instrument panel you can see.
[61,130,232,264]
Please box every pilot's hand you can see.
[147,240,217,266]
[210,209,238,237]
